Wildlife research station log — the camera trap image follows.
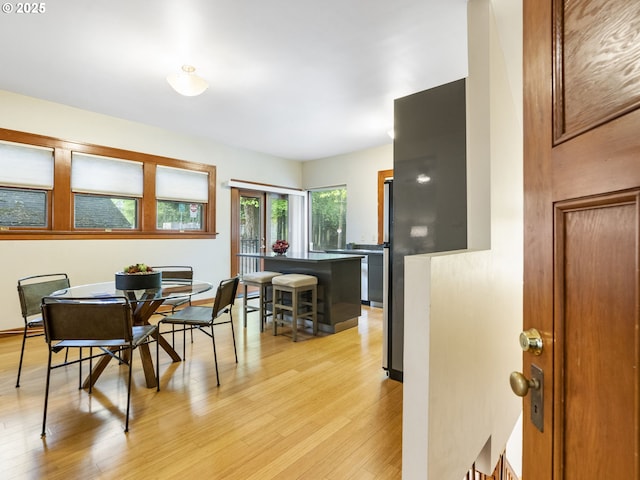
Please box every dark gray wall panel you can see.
[390,78,467,377]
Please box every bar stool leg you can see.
[312,285,318,335]
[258,284,265,332]
[243,283,249,328]
[273,287,280,336]
[291,287,298,342]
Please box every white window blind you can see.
[72,153,143,197]
[156,166,208,202]
[0,140,54,189]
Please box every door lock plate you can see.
[530,363,544,432]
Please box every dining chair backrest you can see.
[212,277,239,320]
[152,266,194,316]
[41,296,133,344]
[18,273,70,319]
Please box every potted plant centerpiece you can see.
[272,239,289,255]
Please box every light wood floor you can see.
[0,304,402,479]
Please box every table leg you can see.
[131,296,182,361]
[81,296,183,389]
[137,343,157,388]
[81,346,158,389]
[81,352,113,389]
[155,330,181,362]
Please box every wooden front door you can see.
[523,0,640,478]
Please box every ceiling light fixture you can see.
[166,65,208,97]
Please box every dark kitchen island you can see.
[237,252,363,333]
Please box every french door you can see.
[230,188,290,277]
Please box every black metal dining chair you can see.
[158,277,239,386]
[16,273,71,388]
[151,265,194,315]
[151,265,195,350]
[40,296,159,436]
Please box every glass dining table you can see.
[51,279,213,389]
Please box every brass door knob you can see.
[511,366,544,432]
[510,371,540,397]
[519,328,543,355]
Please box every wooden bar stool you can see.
[272,274,318,342]
[241,271,282,331]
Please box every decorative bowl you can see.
[115,271,162,290]
[115,264,162,290]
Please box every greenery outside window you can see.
[309,186,347,251]
[268,193,288,245]
[157,200,203,230]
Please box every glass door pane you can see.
[267,193,288,251]
[230,187,304,277]
[239,192,263,274]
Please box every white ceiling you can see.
[0,0,468,160]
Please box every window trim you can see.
[377,169,393,244]
[0,128,217,239]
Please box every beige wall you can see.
[402,0,523,478]
[0,90,302,331]
[302,144,393,246]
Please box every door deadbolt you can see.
[519,328,543,355]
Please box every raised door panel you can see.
[554,193,639,478]
[555,0,640,142]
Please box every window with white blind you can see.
[0,140,54,228]
[156,166,208,231]
[72,153,143,229]
[0,128,217,238]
